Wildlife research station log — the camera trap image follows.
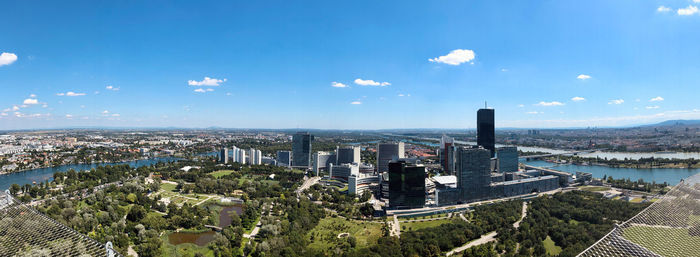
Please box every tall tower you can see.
[292,132,313,168]
[477,106,495,157]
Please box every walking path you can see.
[446,201,529,256]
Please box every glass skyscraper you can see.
[388,160,425,209]
[477,108,495,157]
[292,132,313,168]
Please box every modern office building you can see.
[276,150,292,167]
[388,160,425,209]
[313,151,336,176]
[336,146,360,165]
[292,132,313,168]
[490,175,558,198]
[477,108,495,157]
[456,147,492,201]
[329,162,359,182]
[348,173,380,196]
[219,148,228,164]
[436,147,492,205]
[496,147,518,172]
[377,142,405,173]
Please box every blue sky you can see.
[1,0,700,130]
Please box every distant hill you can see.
[647,120,700,127]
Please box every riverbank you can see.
[0,156,180,190]
[0,156,179,176]
[544,156,700,169]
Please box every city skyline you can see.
[2,1,700,130]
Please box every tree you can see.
[9,184,21,195]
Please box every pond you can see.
[168,204,245,246]
[219,205,244,228]
[167,231,216,246]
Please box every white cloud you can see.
[608,99,625,105]
[577,74,592,80]
[194,88,214,93]
[188,77,226,86]
[0,113,7,116]
[56,91,86,96]
[112,113,120,117]
[646,106,660,109]
[571,96,585,102]
[12,105,20,111]
[354,78,390,87]
[23,98,38,105]
[29,94,36,98]
[650,96,664,102]
[526,111,540,114]
[350,101,362,105]
[102,110,109,114]
[517,104,524,108]
[535,101,565,106]
[65,114,73,118]
[501,68,509,72]
[657,6,671,12]
[105,85,120,91]
[678,5,699,15]
[331,82,348,88]
[0,52,18,66]
[428,49,476,65]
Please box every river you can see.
[0,157,180,190]
[522,160,700,186]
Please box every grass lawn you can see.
[623,225,700,257]
[306,217,382,252]
[161,182,177,192]
[543,235,562,256]
[401,218,455,231]
[579,186,610,192]
[209,170,236,178]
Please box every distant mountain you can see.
[647,120,700,127]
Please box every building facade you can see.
[477,108,495,157]
[292,132,313,168]
[276,150,292,167]
[377,142,405,173]
[496,147,518,173]
[219,148,228,164]
[336,146,361,165]
[313,151,336,176]
[388,160,425,209]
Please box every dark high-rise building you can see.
[477,108,495,157]
[276,150,292,167]
[496,147,518,172]
[455,147,492,202]
[388,160,425,209]
[292,132,313,168]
